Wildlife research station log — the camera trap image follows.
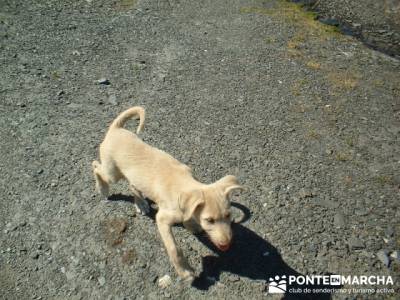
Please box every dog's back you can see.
[100,107,195,204]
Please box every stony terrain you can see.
[0,0,399,299]
[312,0,400,58]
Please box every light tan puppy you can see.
[92,106,244,281]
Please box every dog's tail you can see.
[109,106,145,134]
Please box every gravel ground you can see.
[1,0,399,299]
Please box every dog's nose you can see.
[217,243,231,251]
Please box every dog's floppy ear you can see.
[178,190,204,222]
[216,175,245,199]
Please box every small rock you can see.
[299,188,313,199]
[355,209,369,216]
[31,252,39,259]
[325,149,333,155]
[57,90,64,97]
[228,274,240,282]
[334,213,346,228]
[98,276,106,286]
[377,250,390,267]
[348,237,365,250]
[390,250,399,262]
[97,78,110,85]
[385,226,394,238]
[37,169,44,175]
[108,94,118,106]
[263,251,270,256]
[158,274,172,289]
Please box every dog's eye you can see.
[225,213,231,219]
[205,218,215,224]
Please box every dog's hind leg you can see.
[130,185,150,215]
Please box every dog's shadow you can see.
[108,195,339,299]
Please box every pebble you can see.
[299,188,313,199]
[97,78,110,85]
[334,212,346,228]
[377,250,390,267]
[355,209,368,216]
[108,94,118,106]
[347,237,365,250]
[390,250,399,262]
[228,274,240,282]
[98,276,106,286]
[158,274,172,289]
[31,252,39,259]
[384,226,394,238]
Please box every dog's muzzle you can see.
[216,243,231,252]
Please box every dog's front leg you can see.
[156,211,194,282]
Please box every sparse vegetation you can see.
[328,72,359,90]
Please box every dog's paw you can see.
[96,185,109,199]
[134,199,150,215]
[179,269,195,284]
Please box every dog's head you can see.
[179,175,244,251]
